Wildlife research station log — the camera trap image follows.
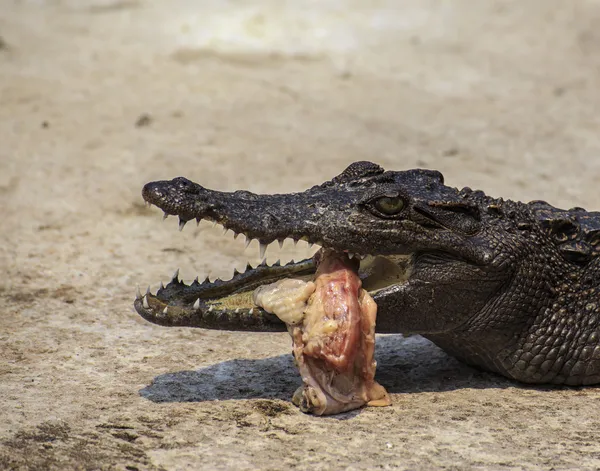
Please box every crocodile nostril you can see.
[173,177,192,187]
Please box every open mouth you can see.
[134,200,413,331]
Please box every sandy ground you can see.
[2,0,600,469]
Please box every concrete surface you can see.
[2,0,600,469]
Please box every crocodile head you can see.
[135,161,524,334]
[136,161,600,386]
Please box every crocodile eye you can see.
[374,196,404,215]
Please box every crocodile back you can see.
[529,201,600,264]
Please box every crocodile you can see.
[135,161,600,386]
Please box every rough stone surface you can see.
[2,1,600,469]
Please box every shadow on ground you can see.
[140,335,516,403]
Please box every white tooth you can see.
[163,306,168,315]
[249,308,254,315]
[172,269,179,281]
[146,286,151,296]
[193,299,200,310]
[278,239,284,249]
[142,296,149,309]
[208,305,214,312]
[259,243,267,259]
[235,308,240,314]
[348,253,355,260]
[244,236,252,250]
[179,219,186,231]
[212,221,217,228]
[136,286,142,299]
[162,212,169,220]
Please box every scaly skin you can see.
[135,161,600,386]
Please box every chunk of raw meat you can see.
[253,250,390,415]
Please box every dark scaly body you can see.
[135,162,600,386]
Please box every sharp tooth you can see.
[212,221,217,228]
[163,212,169,220]
[146,286,151,296]
[274,259,281,266]
[244,236,252,250]
[172,269,179,282]
[208,305,214,312]
[193,299,200,310]
[204,276,211,284]
[249,308,254,315]
[178,219,187,231]
[235,308,240,314]
[259,243,267,259]
[193,276,199,284]
[135,286,142,299]
[278,239,284,249]
[246,262,253,272]
[162,306,168,315]
[233,232,239,240]
[260,258,267,266]
[222,227,228,236]
[142,296,149,309]
[348,253,355,260]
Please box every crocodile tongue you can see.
[253,249,391,415]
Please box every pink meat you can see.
[291,250,391,415]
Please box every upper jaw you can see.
[142,177,376,256]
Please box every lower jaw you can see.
[173,253,412,310]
